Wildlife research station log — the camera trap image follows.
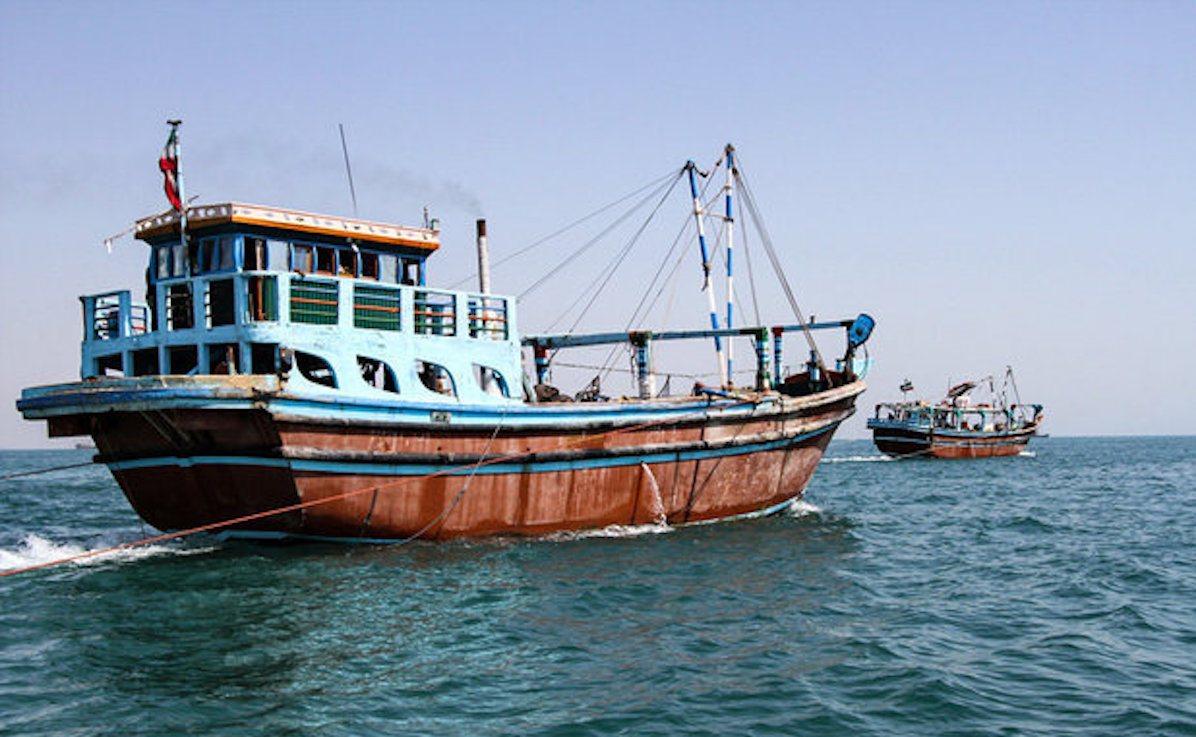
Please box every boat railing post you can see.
[754,327,770,391]
[117,290,132,339]
[771,326,784,386]
[399,284,415,333]
[532,343,551,385]
[631,331,656,399]
[80,294,96,343]
[192,277,205,337]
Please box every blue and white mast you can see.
[686,160,727,388]
[724,144,735,387]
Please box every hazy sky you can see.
[1,0,1193,447]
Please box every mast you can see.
[724,144,736,387]
[686,160,727,388]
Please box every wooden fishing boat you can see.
[18,129,875,541]
[867,369,1043,459]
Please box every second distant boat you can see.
[867,367,1043,459]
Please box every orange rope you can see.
[1,397,757,579]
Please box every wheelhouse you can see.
[81,204,523,405]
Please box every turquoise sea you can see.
[1,436,1194,736]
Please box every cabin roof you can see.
[135,203,440,252]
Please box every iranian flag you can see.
[159,127,182,211]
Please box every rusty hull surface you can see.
[31,379,862,541]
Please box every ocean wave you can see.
[787,500,822,518]
[821,455,894,464]
[547,523,673,542]
[0,533,214,573]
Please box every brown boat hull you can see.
[871,424,1038,459]
[44,382,863,540]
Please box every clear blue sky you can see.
[2,0,1193,447]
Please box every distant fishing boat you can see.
[17,127,876,541]
[867,367,1043,459]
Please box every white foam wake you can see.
[821,454,894,464]
[786,500,822,518]
[548,523,673,542]
[0,533,213,573]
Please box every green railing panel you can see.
[291,278,338,325]
[354,284,402,331]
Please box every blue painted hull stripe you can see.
[107,424,835,476]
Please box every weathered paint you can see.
[23,376,862,540]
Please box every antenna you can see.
[338,123,359,217]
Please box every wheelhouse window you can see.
[171,244,188,277]
[244,237,267,271]
[378,254,399,283]
[361,252,380,280]
[296,351,337,388]
[358,356,398,393]
[292,244,313,273]
[402,258,422,285]
[337,249,357,277]
[200,236,236,273]
[315,246,337,275]
[268,240,290,271]
[155,246,171,279]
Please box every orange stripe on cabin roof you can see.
[136,203,440,252]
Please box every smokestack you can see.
[476,219,491,294]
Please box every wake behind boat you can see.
[18,128,875,541]
[867,368,1043,459]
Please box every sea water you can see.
[1,437,1193,736]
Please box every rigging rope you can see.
[586,157,724,385]
[559,172,683,335]
[519,171,681,302]
[448,171,678,291]
[0,461,96,481]
[734,161,829,378]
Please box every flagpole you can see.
[165,120,188,259]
